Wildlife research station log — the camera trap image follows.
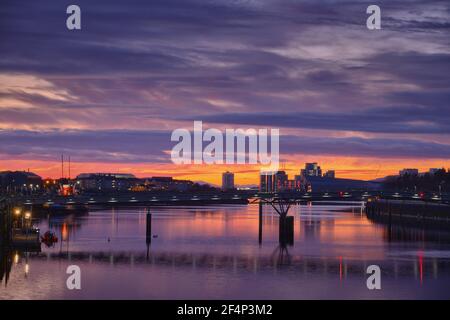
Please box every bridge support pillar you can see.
[258,202,263,244]
[279,215,294,246]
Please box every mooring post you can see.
[146,208,152,245]
[388,201,392,242]
[146,208,152,260]
[258,202,263,244]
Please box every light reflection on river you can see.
[1,202,450,299]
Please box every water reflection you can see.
[4,248,449,284]
[382,223,450,244]
[0,247,39,286]
[1,203,450,299]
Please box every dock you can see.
[0,198,41,250]
[365,198,450,228]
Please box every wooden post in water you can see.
[146,208,152,245]
[388,200,392,242]
[258,202,263,244]
[146,208,152,259]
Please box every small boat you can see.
[41,231,58,246]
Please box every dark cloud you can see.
[0,129,171,163]
[0,0,449,163]
[0,129,448,162]
[281,135,450,159]
[188,101,450,134]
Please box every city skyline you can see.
[2,159,447,188]
[1,0,449,186]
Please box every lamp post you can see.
[24,211,31,225]
[24,211,31,240]
[14,208,22,228]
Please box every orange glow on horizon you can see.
[1,157,448,185]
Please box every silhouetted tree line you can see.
[383,168,449,192]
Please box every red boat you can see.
[41,231,58,245]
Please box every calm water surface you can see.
[1,202,450,299]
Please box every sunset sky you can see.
[1,0,449,185]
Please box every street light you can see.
[24,211,31,219]
[14,208,22,216]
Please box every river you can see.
[1,202,450,299]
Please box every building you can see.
[260,170,290,192]
[274,171,288,191]
[0,171,43,194]
[294,175,306,191]
[260,171,275,192]
[287,179,302,191]
[324,170,335,179]
[399,168,419,176]
[297,163,379,192]
[142,177,194,192]
[170,179,194,192]
[144,177,173,190]
[76,173,138,192]
[429,168,441,175]
[221,171,235,191]
[301,163,322,177]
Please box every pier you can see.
[366,198,450,228]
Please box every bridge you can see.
[8,190,450,207]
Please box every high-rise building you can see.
[260,171,275,192]
[274,170,288,191]
[222,171,235,190]
[294,175,304,190]
[260,170,290,192]
[301,162,322,177]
